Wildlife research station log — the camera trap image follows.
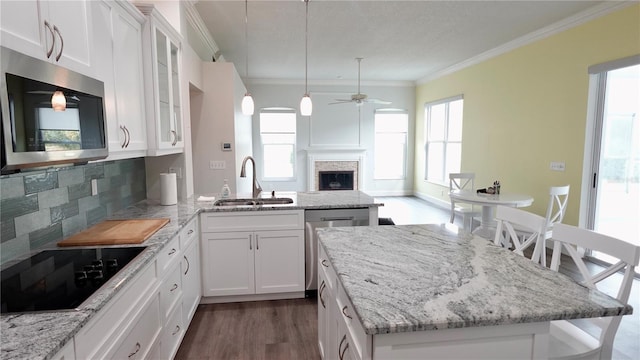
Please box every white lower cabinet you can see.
[200,211,305,301]
[67,216,201,360]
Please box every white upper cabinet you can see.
[0,0,93,76]
[92,0,147,160]
[137,4,184,156]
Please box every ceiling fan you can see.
[330,58,391,106]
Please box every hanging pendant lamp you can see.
[300,0,312,116]
[241,0,254,116]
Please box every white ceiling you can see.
[194,0,619,83]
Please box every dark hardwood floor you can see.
[176,196,639,360]
[175,298,320,360]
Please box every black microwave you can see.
[1,47,108,173]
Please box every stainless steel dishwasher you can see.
[305,208,370,292]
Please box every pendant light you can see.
[300,0,312,116]
[241,0,254,116]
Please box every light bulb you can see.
[51,90,66,111]
[300,94,312,116]
[241,93,254,115]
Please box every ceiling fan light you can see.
[242,93,254,115]
[51,90,66,111]
[300,94,312,116]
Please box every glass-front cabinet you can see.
[138,4,183,156]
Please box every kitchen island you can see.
[317,224,632,359]
[1,191,380,360]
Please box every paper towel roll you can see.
[160,173,177,205]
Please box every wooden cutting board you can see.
[57,218,170,247]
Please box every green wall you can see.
[414,4,640,225]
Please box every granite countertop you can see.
[317,224,632,335]
[1,190,380,360]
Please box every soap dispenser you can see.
[221,179,231,199]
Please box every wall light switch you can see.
[550,161,565,171]
[91,179,98,196]
[209,160,226,170]
[169,167,182,178]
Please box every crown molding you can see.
[416,1,635,85]
[247,78,415,87]
[184,0,221,60]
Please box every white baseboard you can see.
[413,191,451,210]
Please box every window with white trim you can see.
[374,110,408,180]
[260,108,296,180]
[425,96,463,184]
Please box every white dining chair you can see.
[515,185,570,268]
[448,173,481,232]
[493,205,547,265]
[546,223,640,360]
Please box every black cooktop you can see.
[1,246,145,314]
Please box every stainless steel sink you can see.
[213,197,294,206]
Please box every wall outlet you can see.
[209,160,226,170]
[169,167,182,178]
[550,161,565,171]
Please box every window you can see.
[424,96,463,184]
[374,110,408,179]
[260,109,296,179]
[37,107,82,151]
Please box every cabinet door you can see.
[0,0,45,60]
[254,230,304,294]
[45,0,92,75]
[182,237,201,326]
[154,28,182,151]
[318,266,330,359]
[112,7,147,152]
[202,232,255,296]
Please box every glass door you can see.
[587,63,640,263]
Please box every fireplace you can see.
[319,171,354,191]
[306,148,365,191]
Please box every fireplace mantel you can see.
[306,148,366,191]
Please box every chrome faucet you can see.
[240,155,262,198]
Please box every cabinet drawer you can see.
[161,303,185,359]
[336,283,369,360]
[201,210,304,232]
[75,260,157,359]
[180,216,199,249]
[157,235,180,275]
[160,261,182,322]
[109,293,162,360]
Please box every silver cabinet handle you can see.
[183,255,190,275]
[168,248,177,256]
[249,234,252,250]
[256,234,259,250]
[44,21,54,58]
[120,126,127,148]
[171,130,177,146]
[172,325,181,336]
[53,25,63,61]
[340,342,349,360]
[338,335,347,360]
[321,259,329,268]
[342,305,352,319]
[128,342,141,358]
[170,283,178,292]
[319,281,326,309]
[123,126,131,148]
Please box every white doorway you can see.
[583,58,640,263]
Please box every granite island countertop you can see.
[317,223,632,335]
[1,190,380,360]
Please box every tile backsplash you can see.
[0,158,146,265]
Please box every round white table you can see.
[449,190,534,239]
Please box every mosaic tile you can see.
[68,182,92,201]
[0,176,25,200]
[15,209,51,237]
[1,218,16,243]
[24,172,58,195]
[50,201,79,223]
[0,194,38,222]
[29,223,63,250]
[57,168,85,187]
[38,188,69,209]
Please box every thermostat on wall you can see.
[221,142,232,151]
